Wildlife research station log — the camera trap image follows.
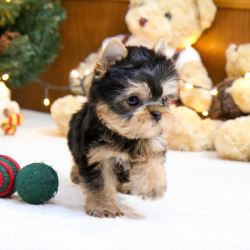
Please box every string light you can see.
[184,83,194,89]
[70,70,79,78]
[2,73,9,81]
[202,111,209,117]
[244,72,250,79]
[210,88,218,96]
[43,98,50,106]
[35,77,87,107]
[43,87,50,106]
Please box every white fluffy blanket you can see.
[1,110,249,250]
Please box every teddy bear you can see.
[125,0,216,49]
[169,43,250,161]
[70,0,217,115]
[212,76,250,161]
[50,95,86,136]
[226,43,250,78]
[0,81,22,135]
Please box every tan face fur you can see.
[95,80,178,139]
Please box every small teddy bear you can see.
[50,95,87,136]
[212,75,250,161]
[0,81,22,135]
[226,43,250,78]
[169,43,250,162]
[125,0,216,49]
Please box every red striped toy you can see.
[0,155,20,197]
[1,113,23,135]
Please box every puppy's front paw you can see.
[141,185,166,200]
[85,204,124,218]
[117,182,131,194]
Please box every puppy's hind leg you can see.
[70,164,81,184]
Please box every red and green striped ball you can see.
[0,155,20,197]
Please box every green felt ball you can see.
[16,163,59,204]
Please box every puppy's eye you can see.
[127,96,140,106]
[164,12,172,20]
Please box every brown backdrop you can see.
[12,0,250,112]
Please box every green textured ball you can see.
[16,163,59,204]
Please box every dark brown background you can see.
[12,0,250,112]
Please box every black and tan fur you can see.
[68,39,178,218]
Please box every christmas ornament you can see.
[16,163,59,204]
[0,155,20,197]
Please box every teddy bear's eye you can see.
[164,12,172,20]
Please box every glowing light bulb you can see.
[2,73,9,81]
[210,88,218,96]
[6,0,11,2]
[43,98,50,106]
[71,70,79,78]
[184,83,193,90]
[84,68,91,75]
[185,41,191,49]
[244,72,250,79]
[202,111,209,117]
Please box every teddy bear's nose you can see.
[139,17,148,27]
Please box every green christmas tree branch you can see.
[0,0,66,88]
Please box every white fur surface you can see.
[175,46,201,70]
[1,110,250,250]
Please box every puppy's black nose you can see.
[150,111,161,121]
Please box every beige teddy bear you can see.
[168,106,222,151]
[226,43,250,78]
[215,116,250,161]
[169,44,250,161]
[126,0,217,48]
[70,0,217,115]
[50,95,87,136]
[213,75,250,161]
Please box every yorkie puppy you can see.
[68,39,178,218]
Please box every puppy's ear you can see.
[95,39,127,77]
[153,39,167,56]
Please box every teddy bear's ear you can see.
[95,39,127,76]
[129,0,147,8]
[153,39,167,56]
[195,0,217,30]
